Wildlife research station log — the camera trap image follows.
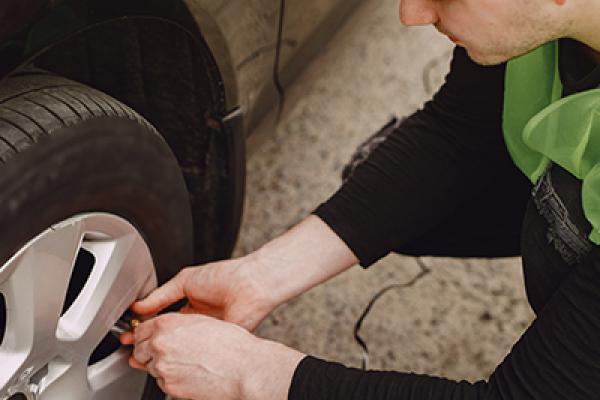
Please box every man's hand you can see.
[122,216,358,342]
[120,313,305,400]
[127,255,276,332]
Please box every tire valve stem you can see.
[110,311,141,338]
[130,318,141,330]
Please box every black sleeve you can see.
[288,246,600,400]
[314,47,511,267]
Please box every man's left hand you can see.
[120,313,304,400]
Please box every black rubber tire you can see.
[0,73,194,399]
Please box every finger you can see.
[132,268,192,316]
[132,340,153,365]
[180,302,225,320]
[133,319,155,345]
[179,303,215,316]
[179,303,194,314]
[146,359,161,379]
[120,331,134,345]
[154,377,168,394]
[128,355,148,370]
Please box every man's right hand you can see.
[129,255,276,332]
[121,215,359,343]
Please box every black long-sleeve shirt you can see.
[316,46,528,267]
[288,43,600,399]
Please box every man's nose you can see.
[399,0,438,26]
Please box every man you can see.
[120,0,600,398]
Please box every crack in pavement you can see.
[353,258,432,370]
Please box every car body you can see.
[0,0,361,136]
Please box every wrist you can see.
[243,215,359,312]
[241,337,305,400]
[249,244,291,306]
[252,215,358,305]
[238,251,282,310]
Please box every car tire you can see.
[0,73,194,399]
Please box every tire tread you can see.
[23,97,68,127]
[0,73,159,164]
[0,109,39,143]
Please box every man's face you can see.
[400,0,564,65]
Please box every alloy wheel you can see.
[0,213,157,400]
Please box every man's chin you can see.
[464,47,510,66]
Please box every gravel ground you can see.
[232,0,535,384]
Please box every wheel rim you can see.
[0,213,158,400]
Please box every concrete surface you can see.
[234,0,535,384]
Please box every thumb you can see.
[132,268,192,316]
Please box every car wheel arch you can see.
[18,14,244,263]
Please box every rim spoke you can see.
[38,360,91,400]
[89,349,147,399]
[58,232,155,357]
[0,221,84,388]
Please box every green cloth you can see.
[503,41,600,244]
